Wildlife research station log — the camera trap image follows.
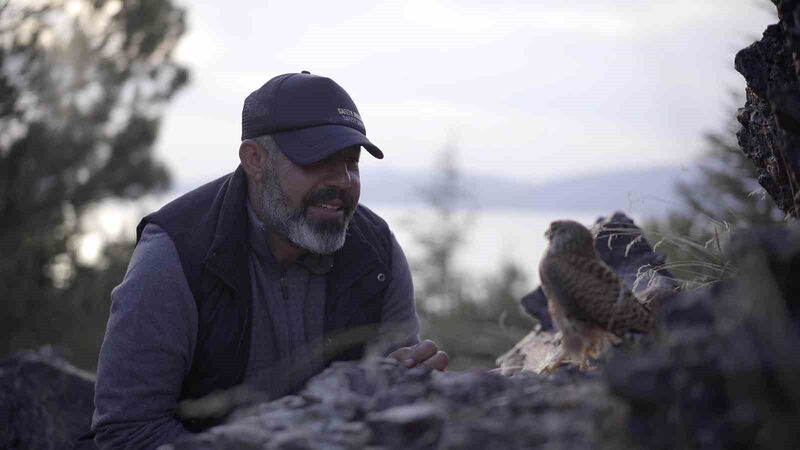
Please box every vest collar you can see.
[203,165,251,296]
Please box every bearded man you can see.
[90,72,448,449]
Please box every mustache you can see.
[304,188,356,210]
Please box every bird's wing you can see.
[539,254,653,335]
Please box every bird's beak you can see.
[544,229,552,239]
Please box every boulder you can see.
[735,0,800,217]
[166,358,621,450]
[0,347,96,450]
[607,224,800,449]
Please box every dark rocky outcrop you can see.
[521,211,678,330]
[607,224,800,449]
[168,359,621,450]
[736,0,800,217]
[0,347,96,450]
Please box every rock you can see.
[494,330,560,376]
[166,358,621,450]
[607,223,800,449]
[591,213,675,297]
[366,404,444,449]
[735,0,800,217]
[519,290,554,332]
[0,347,96,450]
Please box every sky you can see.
[80,0,778,277]
[157,0,776,188]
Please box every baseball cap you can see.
[241,71,384,165]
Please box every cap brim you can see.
[270,124,383,166]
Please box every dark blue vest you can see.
[136,166,393,420]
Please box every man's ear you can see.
[239,139,265,182]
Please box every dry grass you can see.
[598,219,736,293]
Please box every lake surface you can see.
[359,204,636,286]
[85,197,643,287]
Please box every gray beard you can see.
[260,170,354,255]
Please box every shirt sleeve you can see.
[377,232,420,352]
[92,223,198,450]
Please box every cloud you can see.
[155,0,775,188]
[402,0,496,32]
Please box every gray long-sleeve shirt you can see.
[92,210,419,450]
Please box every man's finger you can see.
[421,351,449,371]
[405,340,438,367]
[387,346,412,363]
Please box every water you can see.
[368,204,615,285]
[82,197,635,287]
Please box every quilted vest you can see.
[136,165,393,429]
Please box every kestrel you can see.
[539,220,654,371]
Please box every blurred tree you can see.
[420,260,533,370]
[406,143,533,370]
[0,0,188,368]
[406,143,472,312]
[645,96,786,289]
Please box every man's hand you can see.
[388,339,449,371]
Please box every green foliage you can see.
[0,0,188,368]
[644,97,786,289]
[405,144,534,371]
[418,261,533,371]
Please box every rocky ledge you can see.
[735,0,800,217]
[168,360,617,450]
[0,347,95,450]
[608,224,800,449]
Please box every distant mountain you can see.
[359,165,697,218]
[172,165,698,219]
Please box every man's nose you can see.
[324,161,353,189]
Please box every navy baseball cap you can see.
[241,72,384,165]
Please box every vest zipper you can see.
[280,274,288,301]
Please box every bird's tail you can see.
[610,290,656,335]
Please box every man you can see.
[90,72,448,449]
